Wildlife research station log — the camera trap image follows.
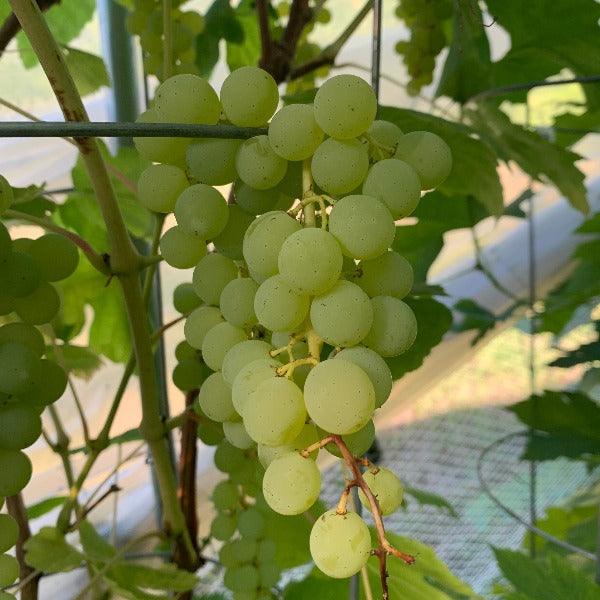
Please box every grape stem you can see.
[276,356,318,378]
[336,480,357,514]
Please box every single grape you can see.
[258,561,281,588]
[184,306,224,350]
[257,539,276,563]
[175,341,197,362]
[359,467,404,515]
[0,514,18,553]
[223,420,255,449]
[28,234,79,282]
[232,358,280,416]
[198,420,225,446]
[244,377,306,446]
[192,253,238,305]
[1,251,40,297]
[254,275,309,332]
[0,343,40,396]
[210,513,237,541]
[362,158,421,219]
[224,564,260,592]
[14,281,60,325]
[137,164,188,213]
[304,360,375,434]
[172,357,209,391]
[133,108,189,166]
[0,323,45,356]
[311,138,369,196]
[173,283,202,314]
[212,205,254,261]
[18,358,67,407]
[0,175,13,214]
[222,340,273,386]
[313,74,377,139]
[220,278,259,328]
[243,211,301,279]
[202,322,248,372]
[174,184,229,239]
[159,226,207,269]
[0,222,11,265]
[394,131,452,189]
[0,405,41,449]
[278,228,343,295]
[263,452,321,515]
[236,136,288,191]
[309,509,371,578]
[234,181,281,215]
[268,104,324,160]
[322,420,376,459]
[367,120,403,154]
[198,371,237,422]
[362,296,417,357]
[213,440,246,473]
[0,554,18,587]
[220,66,279,127]
[187,138,243,185]
[0,449,32,496]
[258,422,320,468]
[329,194,395,260]
[238,507,266,540]
[212,480,239,511]
[354,251,413,299]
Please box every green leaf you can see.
[26,496,68,520]
[553,108,600,148]
[283,569,349,599]
[403,485,458,517]
[106,563,197,592]
[63,47,110,97]
[79,520,116,562]
[47,344,102,379]
[24,527,83,573]
[549,339,600,368]
[226,0,263,71]
[378,106,504,216]
[386,297,453,380]
[453,299,497,345]
[4,184,56,219]
[467,102,589,214]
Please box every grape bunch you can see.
[136,67,451,585]
[394,0,453,95]
[0,179,74,596]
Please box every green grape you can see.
[359,467,404,516]
[0,222,11,264]
[219,541,239,567]
[28,234,79,282]
[222,340,273,386]
[0,343,40,396]
[184,305,224,349]
[259,561,281,588]
[133,108,189,166]
[313,74,377,139]
[362,158,421,219]
[238,506,265,539]
[14,281,60,325]
[1,251,40,298]
[0,175,13,213]
[268,104,324,161]
[223,420,254,449]
[173,283,202,314]
[198,371,237,422]
[329,194,395,260]
[174,340,197,362]
[220,278,259,328]
[213,205,254,261]
[362,296,417,357]
[0,554,18,587]
[394,131,452,189]
[212,480,239,511]
[0,292,14,316]
[192,253,238,305]
[309,509,371,578]
[354,251,413,300]
[159,226,207,269]
[153,74,221,125]
[179,10,205,33]
[198,420,224,446]
[232,358,280,416]
[322,420,375,459]
[0,323,45,356]
[0,449,32,496]
[304,359,375,434]
[214,440,246,473]
[174,184,229,239]
[258,422,320,468]
[278,228,342,295]
[12,239,33,254]
[186,138,242,186]
[243,211,301,279]
[334,347,392,408]
[311,138,369,196]
[244,377,306,446]
[229,460,256,486]
[368,120,403,153]
[257,538,276,563]
[236,136,288,191]
[20,358,68,407]
[224,564,260,592]
[0,405,41,449]
[310,281,373,347]
[172,357,209,391]
[220,66,279,127]
[254,275,309,332]
[137,164,188,213]
[202,322,247,371]
[211,513,237,541]
[0,514,18,553]
[263,452,321,515]
[234,181,281,215]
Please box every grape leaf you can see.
[26,496,68,520]
[283,570,348,599]
[63,47,110,97]
[453,299,497,345]
[403,485,458,517]
[549,339,600,368]
[24,527,83,573]
[47,344,102,379]
[226,0,263,72]
[106,563,198,592]
[79,520,116,562]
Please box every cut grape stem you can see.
[336,480,358,514]
[276,356,318,378]
[300,435,334,458]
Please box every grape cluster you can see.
[394,0,452,95]
[137,68,451,584]
[0,179,74,596]
[126,0,205,79]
